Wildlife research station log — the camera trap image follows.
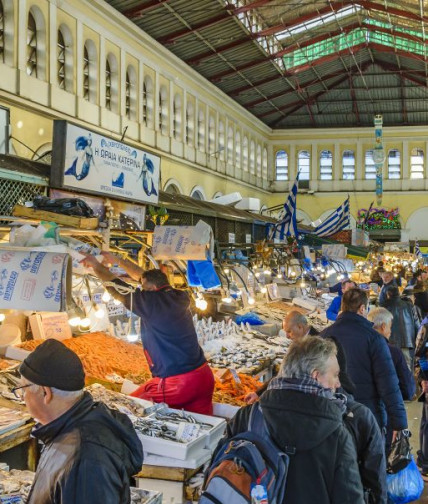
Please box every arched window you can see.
[342,150,355,180]
[364,150,376,179]
[191,187,205,200]
[218,121,225,159]
[298,150,310,188]
[125,65,137,120]
[197,108,205,151]
[256,145,262,177]
[242,136,249,172]
[165,183,181,195]
[26,11,37,77]
[142,75,153,127]
[319,150,333,180]
[173,94,182,140]
[249,140,255,174]
[186,101,194,146]
[208,115,215,154]
[0,2,4,63]
[275,150,288,180]
[158,85,168,135]
[262,148,268,179]
[235,131,241,168]
[105,54,118,113]
[57,25,73,91]
[227,126,233,164]
[411,148,424,179]
[83,40,97,103]
[388,149,401,179]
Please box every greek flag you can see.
[415,240,423,259]
[268,173,299,240]
[311,197,350,237]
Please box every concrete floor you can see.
[407,399,427,502]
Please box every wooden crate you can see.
[12,205,99,230]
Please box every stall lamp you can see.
[221,296,233,304]
[337,274,344,281]
[0,314,5,323]
[224,268,230,274]
[263,269,271,276]
[80,317,91,328]
[68,316,81,327]
[255,272,261,278]
[300,279,306,288]
[101,290,111,303]
[260,286,267,294]
[113,298,121,306]
[290,271,296,277]
[94,305,105,319]
[248,296,255,305]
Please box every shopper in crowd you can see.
[326,278,357,321]
[226,337,365,504]
[320,288,408,434]
[409,268,428,287]
[82,253,215,415]
[414,276,428,318]
[414,322,428,479]
[378,271,397,306]
[370,261,385,287]
[381,286,419,368]
[15,339,143,504]
[367,307,415,400]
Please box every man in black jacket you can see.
[226,337,365,504]
[382,285,419,368]
[14,339,144,504]
[320,288,407,435]
[378,271,397,306]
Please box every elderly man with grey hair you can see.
[15,339,143,504]
[367,307,415,401]
[225,337,365,504]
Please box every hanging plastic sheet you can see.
[187,259,221,289]
[0,249,71,311]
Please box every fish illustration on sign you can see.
[65,134,95,181]
[137,153,158,197]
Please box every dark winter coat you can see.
[320,312,407,430]
[378,279,398,306]
[383,296,419,349]
[343,393,387,504]
[226,388,365,504]
[27,393,144,504]
[387,341,416,400]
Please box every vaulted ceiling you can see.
[106,0,428,129]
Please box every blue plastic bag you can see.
[187,260,221,289]
[235,312,265,326]
[386,457,424,504]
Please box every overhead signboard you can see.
[51,120,160,204]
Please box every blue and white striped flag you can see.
[311,197,350,237]
[269,173,299,240]
[415,240,423,259]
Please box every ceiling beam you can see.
[158,13,232,45]
[256,0,428,39]
[185,36,255,66]
[349,74,360,125]
[225,0,277,15]
[122,0,170,18]
[374,59,428,87]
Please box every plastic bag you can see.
[386,457,424,504]
[387,430,412,474]
[187,260,221,289]
[235,312,265,326]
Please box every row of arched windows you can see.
[275,148,425,181]
[9,3,269,179]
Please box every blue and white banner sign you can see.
[51,121,160,204]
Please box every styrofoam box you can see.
[212,402,239,420]
[157,407,226,451]
[130,487,162,504]
[143,448,211,469]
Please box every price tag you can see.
[228,233,235,243]
[229,368,242,384]
[176,422,201,443]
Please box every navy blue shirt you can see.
[109,281,206,378]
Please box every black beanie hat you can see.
[20,339,85,391]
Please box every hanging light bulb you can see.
[263,269,271,275]
[300,280,306,288]
[221,296,233,304]
[0,313,5,323]
[68,316,81,327]
[260,286,267,294]
[113,298,121,306]
[224,268,230,274]
[248,296,255,305]
[94,306,105,319]
[255,272,261,278]
[102,290,111,303]
[290,271,296,277]
[277,273,282,279]
[80,317,91,328]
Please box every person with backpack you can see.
[203,337,364,504]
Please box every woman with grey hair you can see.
[224,337,365,504]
